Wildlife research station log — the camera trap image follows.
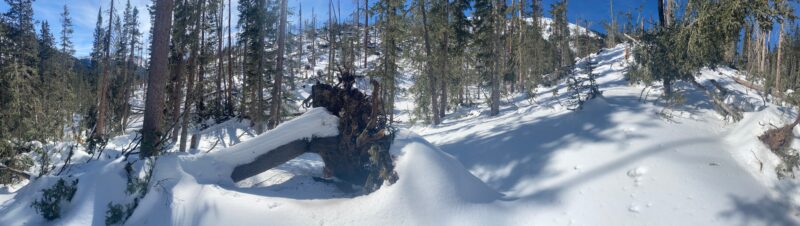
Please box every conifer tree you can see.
[60,5,74,55]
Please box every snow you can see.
[3,43,800,225]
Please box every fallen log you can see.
[690,78,743,121]
[231,137,339,182]
[729,75,783,102]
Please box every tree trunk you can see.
[489,0,501,116]
[180,4,203,152]
[363,0,369,69]
[216,0,224,119]
[328,0,335,82]
[226,0,234,116]
[93,0,115,142]
[180,52,197,152]
[169,54,185,142]
[776,22,784,95]
[191,0,208,150]
[141,0,175,158]
[439,0,450,119]
[270,0,288,129]
[658,0,665,27]
[420,0,439,125]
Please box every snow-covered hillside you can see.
[536,17,599,40]
[3,43,800,225]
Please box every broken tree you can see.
[231,73,397,193]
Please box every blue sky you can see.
[0,0,795,58]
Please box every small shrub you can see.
[31,178,79,221]
[106,160,153,225]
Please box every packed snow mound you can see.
[125,129,501,226]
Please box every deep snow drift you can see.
[2,44,800,226]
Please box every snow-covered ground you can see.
[2,44,800,226]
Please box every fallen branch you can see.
[0,163,33,180]
[729,75,783,102]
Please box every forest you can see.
[2,0,800,225]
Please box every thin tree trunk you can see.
[299,3,304,78]
[364,0,369,69]
[170,54,185,142]
[776,22,784,95]
[191,0,208,149]
[93,0,115,141]
[226,0,233,116]
[141,0,175,157]
[517,0,525,91]
[216,0,224,118]
[439,0,449,119]
[180,52,197,152]
[270,0,288,129]
[658,0,665,27]
[420,0,439,125]
[328,0,335,82]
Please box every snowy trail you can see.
[408,45,799,225]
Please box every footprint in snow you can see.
[627,167,648,187]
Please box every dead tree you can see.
[232,73,397,193]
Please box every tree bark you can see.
[141,0,175,158]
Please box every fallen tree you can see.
[690,78,743,122]
[230,72,397,193]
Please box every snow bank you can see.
[124,129,503,226]
[0,106,502,225]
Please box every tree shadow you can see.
[514,137,717,205]
[719,182,800,226]
[435,94,656,199]
[227,153,353,200]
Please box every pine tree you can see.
[238,0,270,134]
[374,0,403,123]
[59,5,74,55]
[473,0,496,115]
[550,0,573,78]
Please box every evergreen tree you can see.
[238,0,274,134]
[373,0,404,123]
[550,0,573,78]
[59,5,74,55]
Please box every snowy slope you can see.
[404,45,800,225]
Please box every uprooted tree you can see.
[231,72,398,193]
